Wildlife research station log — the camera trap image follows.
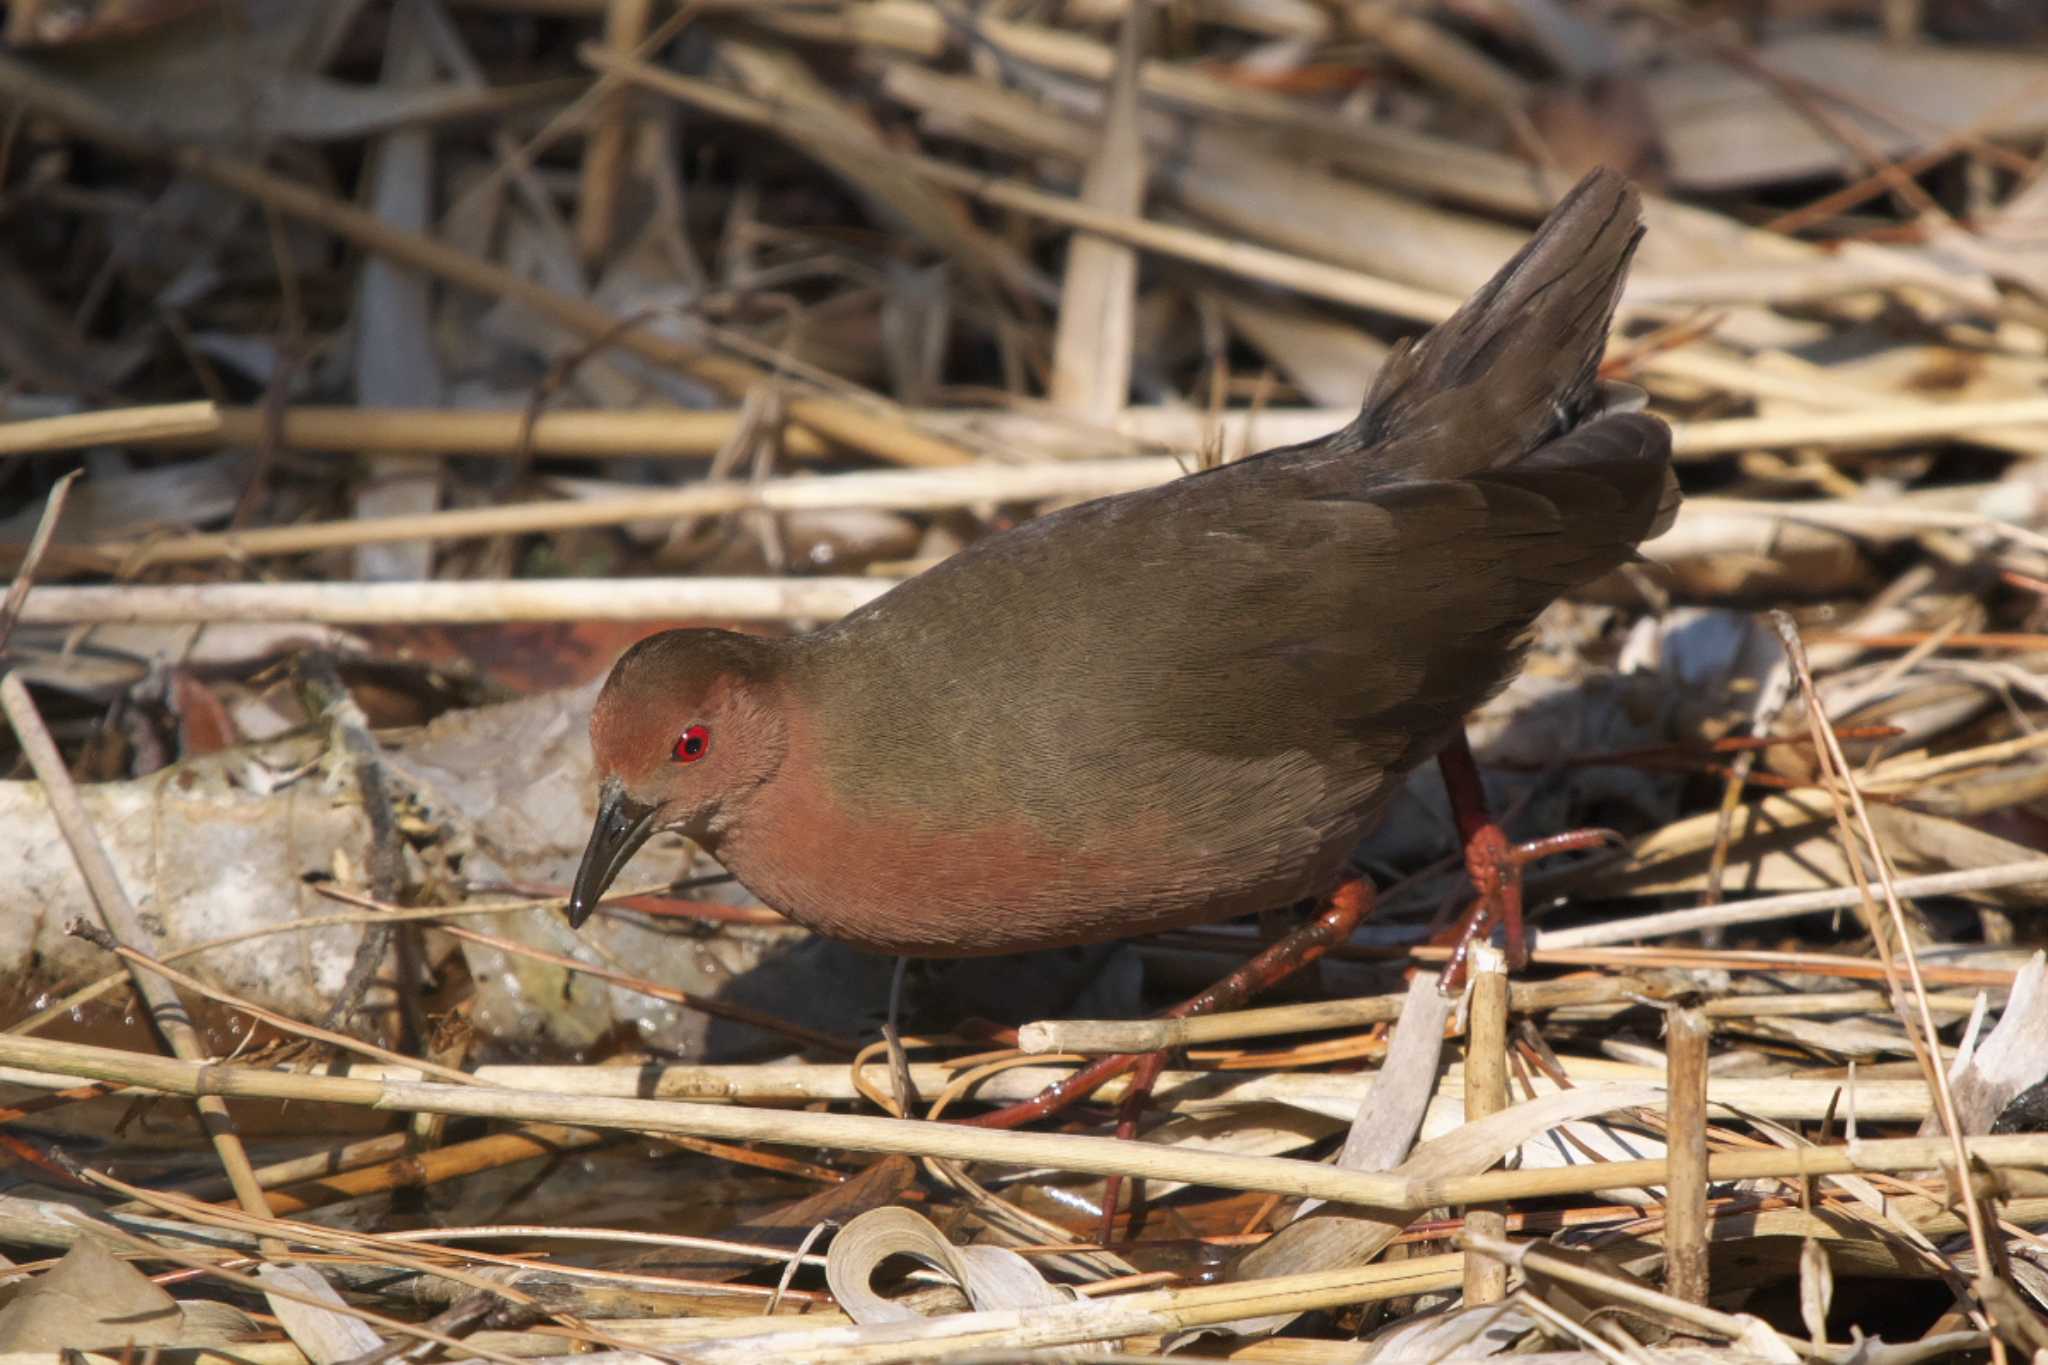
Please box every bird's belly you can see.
[719,794,1368,957]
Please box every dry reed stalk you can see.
[83,456,1183,567]
[1425,944,2017,987]
[101,940,482,1086]
[1663,1005,1712,1306]
[215,1058,1952,1126]
[0,400,220,453]
[1537,860,2048,952]
[71,401,1343,459]
[1675,397,2048,457]
[1021,974,1655,1052]
[1048,8,1145,422]
[120,1130,414,1211]
[1691,494,2048,555]
[10,577,891,625]
[77,1185,552,1364]
[1462,948,1511,1307]
[573,0,654,265]
[1020,980,1983,1054]
[750,2,1556,216]
[214,405,834,458]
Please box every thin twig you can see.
[0,468,80,653]
[1770,612,2006,1349]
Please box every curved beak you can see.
[568,778,661,928]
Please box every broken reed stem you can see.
[5,1032,2048,1211]
[1462,947,1510,1307]
[0,400,221,453]
[1663,1005,1711,1306]
[0,675,271,1224]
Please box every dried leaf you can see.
[1798,1235,1834,1349]
[0,1239,183,1350]
[825,1206,1076,1326]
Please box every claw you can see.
[1432,734,1623,993]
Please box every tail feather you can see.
[1348,167,1644,480]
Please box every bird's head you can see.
[569,629,791,927]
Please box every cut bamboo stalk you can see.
[1663,1005,1712,1306]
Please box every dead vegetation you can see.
[3,1,2048,1361]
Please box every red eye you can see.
[672,724,710,763]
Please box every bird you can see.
[567,167,1676,1014]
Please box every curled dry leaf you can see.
[824,1205,1075,1326]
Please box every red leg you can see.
[1433,730,1620,989]
[960,879,1375,1131]
[1097,1049,1168,1243]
